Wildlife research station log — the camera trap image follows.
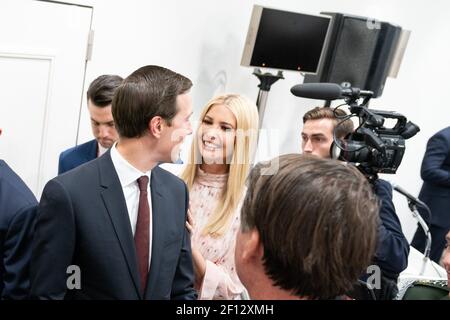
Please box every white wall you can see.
[73,0,450,241]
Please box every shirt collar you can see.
[98,143,108,157]
[110,142,151,188]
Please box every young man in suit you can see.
[31,65,197,300]
[300,106,410,299]
[58,74,122,174]
[412,126,450,263]
[0,128,38,299]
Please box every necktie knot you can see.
[137,176,149,192]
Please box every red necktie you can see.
[135,176,150,295]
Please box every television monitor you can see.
[241,5,331,73]
[304,12,406,98]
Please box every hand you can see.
[192,247,206,289]
[185,206,205,288]
[186,208,194,234]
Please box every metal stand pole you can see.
[408,201,432,275]
[252,68,284,130]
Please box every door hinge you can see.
[86,29,94,61]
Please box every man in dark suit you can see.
[58,74,123,174]
[412,126,450,263]
[31,65,197,300]
[301,107,410,299]
[0,128,38,299]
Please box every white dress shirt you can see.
[110,143,152,268]
[98,143,108,157]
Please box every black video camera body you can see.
[332,108,419,177]
[290,82,420,178]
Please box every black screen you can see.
[251,8,330,73]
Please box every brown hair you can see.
[112,65,192,138]
[240,154,379,299]
[303,107,354,139]
[87,74,123,107]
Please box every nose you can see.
[204,129,218,141]
[303,139,313,153]
[98,125,110,138]
[443,250,450,271]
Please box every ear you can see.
[240,229,263,262]
[149,116,163,138]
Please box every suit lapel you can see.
[145,167,169,299]
[87,139,98,161]
[97,151,141,297]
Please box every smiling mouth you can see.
[202,140,221,151]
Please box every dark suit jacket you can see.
[418,126,450,228]
[372,179,409,278]
[58,139,97,174]
[31,151,196,300]
[0,160,38,299]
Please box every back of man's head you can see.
[303,106,353,139]
[87,74,123,107]
[112,65,192,139]
[240,154,379,299]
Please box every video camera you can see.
[291,83,420,178]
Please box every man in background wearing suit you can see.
[31,65,197,300]
[58,74,123,174]
[412,126,450,263]
[300,106,410,299]
[0,128,38,299]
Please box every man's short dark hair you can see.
[241,154,380,299]
[112,65,192,138]
[87,74,123,107]
[303,107,354,139]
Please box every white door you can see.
[0,0,92,197]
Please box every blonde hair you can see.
[180,94,259,237]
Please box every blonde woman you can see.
[180,94,258,299]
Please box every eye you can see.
[202,119,212,125]
[312,137,323,143]
[222,126,233,132]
